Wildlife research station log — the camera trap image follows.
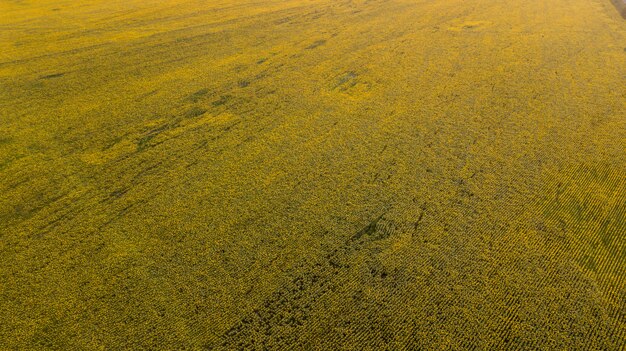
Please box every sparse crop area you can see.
[0,0,625,349]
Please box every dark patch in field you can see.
[31,318,67,349]
[582,254,597,272]
[275,16,294,25]
[212,95,231,107]
[0,158,14,171]
[333,71,358,90]
[102,136,123,151]
[306,39,327,49]
[136,134,156,151]
[0,136,13,145]
[184,106,207,118]
[136,89,158,101]
[136,124,169,151]
[238,80,250,88]
[307,11,324,20]
[352,213,384,241]
[220,211,393,348]
[8,191,66,226]
[222,120,241,132]
[109,188,129,199]
[40,73,64,80]
[257,58,268,64]
[610,0,626,18]
[413,205,426,231]
[186,88,209,102]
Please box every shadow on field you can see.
[611,0,626,18]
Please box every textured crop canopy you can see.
[0,0,624,350]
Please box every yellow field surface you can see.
[1,0,625,349]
